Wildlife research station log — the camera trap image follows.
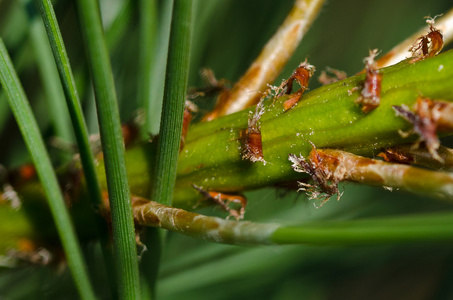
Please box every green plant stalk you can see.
[35,0,103,207]
[271,213,453,244]
[0,38,96,300]
[151,0,193,207]
[76,0,140,298]
[86,50,453,209]
[130,195,453,245]
[170,50,453,207]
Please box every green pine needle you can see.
[0,37,96,300]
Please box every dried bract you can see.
[288,143,343,207]
[378,147,415,165]
[379,144,453,171]
[354,49,382,113]
[241,95,267,163]
[409,16,444,63]
[278,60,315,111]
[392,97,445,161]
[241,127,264,163]
[192,184,247,220]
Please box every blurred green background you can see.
[1,0,453,299]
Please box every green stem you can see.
[0,38,96,300]
[88,50,453,209]
[171,50,453,207]
[132,196,278,245]
[76,0,140,298]
[272,213,453,244]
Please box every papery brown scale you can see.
[180,101,198,150]
[426,29,443,57]
[378,148,415,165]
[283,92,303,111]
[242,128,264,162]
[192,184,247,220]
[353,49,382,113]
[284,64,312,95]
[180,109,192,150]
[409,24,443,63]
[279,61,315,111]
[359,69,382,113]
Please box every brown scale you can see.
[409,19,443,63]
[192,184,247,220]
[180,100,198,151]
[392,97,447,161]
[288,142,343,207]
[354,49,382,113]
[278,60,315,111]
[241,100,267,164]
[378,148,415,165]
[241,126,264,163]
